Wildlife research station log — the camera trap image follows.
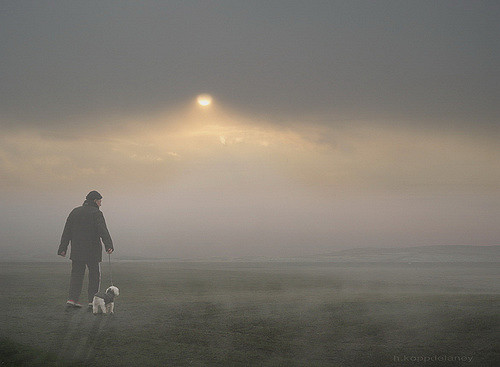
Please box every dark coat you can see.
[58,200,113,262]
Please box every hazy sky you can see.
[1,1,498,259]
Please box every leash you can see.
[108,252,114,286]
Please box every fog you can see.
[1,1,499,260]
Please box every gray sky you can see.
[1,1,498,259]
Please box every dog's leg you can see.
[99,300,106,314]
[92,298,99,314]
[109,302,114,315]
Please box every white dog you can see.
[92,286,119,315]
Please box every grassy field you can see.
[0,261,498,366]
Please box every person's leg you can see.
[68,260,86,302]
[87,261,101,303]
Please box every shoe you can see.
[66,300,83,308]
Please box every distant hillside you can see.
[311,245,500,263]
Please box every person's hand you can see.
[58,251,66,257]
[106,248,114,254]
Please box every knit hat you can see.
[86,190,103,201]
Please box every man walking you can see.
[58,190,114,309]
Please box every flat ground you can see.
[0,261,498,366]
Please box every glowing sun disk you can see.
[197,94,212,106]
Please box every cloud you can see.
[0,105,498,196]
[1,1,499,132]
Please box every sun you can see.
[196,94,213,107]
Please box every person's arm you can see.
[58,214,72,256]
[96,211,114,253]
